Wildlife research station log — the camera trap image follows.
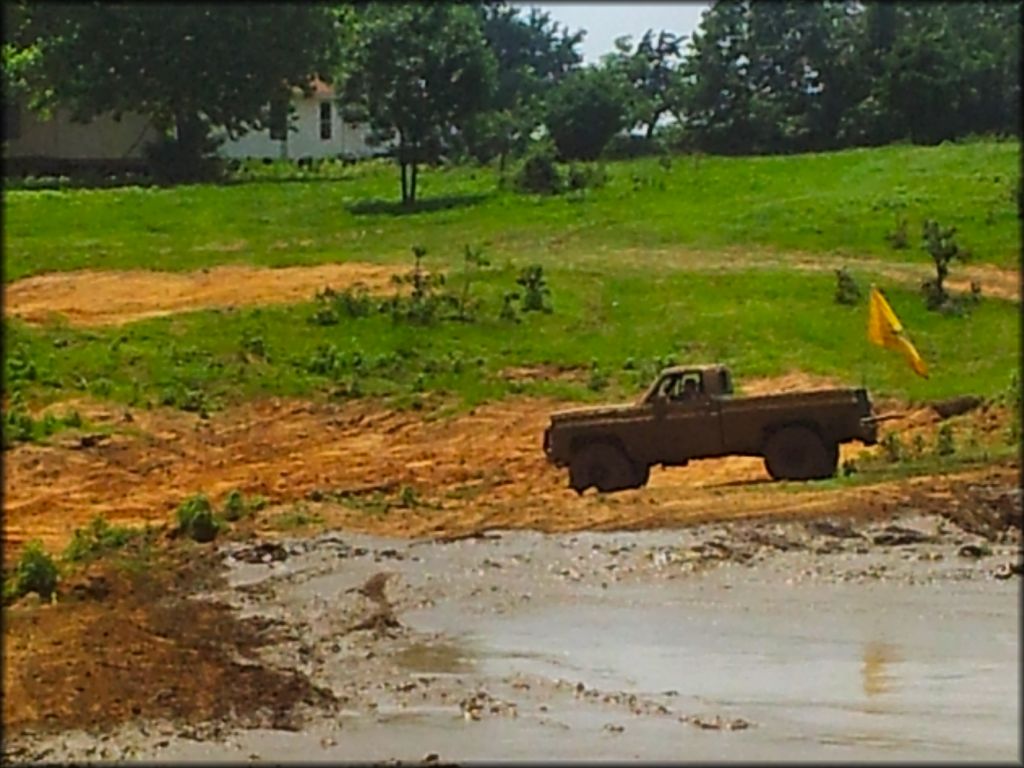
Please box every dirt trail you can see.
[3,388,1013,553]
[4,262,404,326]
[5,252,1018,329]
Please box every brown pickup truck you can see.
[543,364,879,493]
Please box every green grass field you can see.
[4,140,1019,281]
[3,140,1021,427]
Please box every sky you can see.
[525,2,711,63]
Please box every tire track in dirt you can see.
[3,389,1013,553]
[4,262,405,327]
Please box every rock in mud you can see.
[806,519,863,539]
[680,714,753,731]
[231,542,289,564]
[871,525,933,546]
[993,562,1023,580]
[957,543,992,559]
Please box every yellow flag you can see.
[867,286,928,378]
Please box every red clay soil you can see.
[4,263,405,327]
[2,547,336,737]
[3,387,1015,555]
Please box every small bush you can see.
[240,332,268,361]
[880,432,904,463]
[63,515,137,563]
[567,163,608,192]
[516,265,553,313]
[935,423,956,457]
[176,494,221,543]
[9,540,59,601]
[499,291,521,322]
[834,267,862,305]
[921,219,969,311]
[515,142,563,195]
[388,246,449,325]
[885,214,909,249]
[587,361,609,392]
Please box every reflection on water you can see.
[393,639,476,675]
[861,641,899,698]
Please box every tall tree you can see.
[340,3,497,204]
[678,1,757,154]
[5,2,345,173]
[462,3,584,169]
[604,29,685,139]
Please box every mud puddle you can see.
[8,509,1019,763]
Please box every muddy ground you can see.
[3,387,1013,553]
[3,479,1020,762]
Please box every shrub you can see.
[515,142,563,195]
[388,246,449,325]
[516,265,552,313]
[834,267,862,305]
[499,291,521,322]
[567,163,609,192]
[10,540,59,601]
[452,244,489,322]
[921,219,969,311]
[885,214,909,249]
[935,423,956,457]
[587,361,609,392]
[63,515,137,563]
[176,494,221,543]
[880,432,904,463]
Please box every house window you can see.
[269,98,287,141]
[319,101,332,140]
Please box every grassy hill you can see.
[3,140,1019,281]
[3,139,1020,416]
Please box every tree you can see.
[6,2,345,179]
[340,3,497,205]
[677,1,758,154]
[603,29,685,139]
[545,65,631,161]
[462,3,584,169]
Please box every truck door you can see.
[654,371,725,462]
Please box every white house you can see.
[3,79,384,172]
[3,100,159,171]
[214,79,383,161]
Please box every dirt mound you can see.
[739,371,847,397]
[3,391,1016,554]
[4,262,404,327]
[2,551,334,736]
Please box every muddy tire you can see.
[569,442,642,494]
[763,426,837,481]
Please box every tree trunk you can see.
[400,161,408,204]
[409,162,418,204]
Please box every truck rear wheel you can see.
[763,426,837,481]
[569,442,643,494]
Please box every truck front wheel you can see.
[569,442,644,494]
[763,426,837,481]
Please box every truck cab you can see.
[641,365,734,404]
